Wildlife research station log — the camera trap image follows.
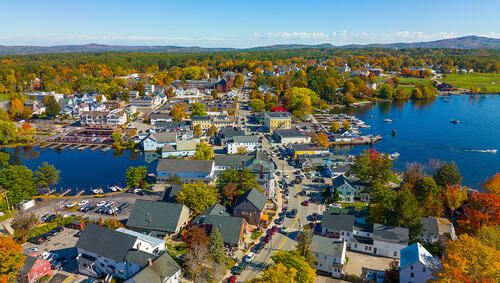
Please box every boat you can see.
[450,120,460,124]
[389,152,400,160]
[443,98,451,102]
[92,188,103,194]
[384,119,392,123]
[109,186,123,192]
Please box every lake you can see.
[333,95,500,188]
[6,95,500,191]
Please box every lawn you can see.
[444,73,500,93]
[0,93,9,101]
[341,201,368,210]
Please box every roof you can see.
[176,139,198,151]
[162,184,183,201]
[321,214,355,232]
[154,121,191,129]
[150,113,171,120]
[372,224,409,245]
[127,252,181,283]
[192,115,211,121]
[76,223,137,262]
[331,174,355,189]
[116,228,165,248]
[126,199,189,233]
[421,217,439,235]
[232,135,259,143]
[196,214,246,245]
[264,112,291,119]
[400,242,441,271]
[156,159,214,174]
[311,235,345,258]
[20,255,39,274]
[195,203,230,218]
[124,250,159,266]
[236,187,267,212]
[214,154,254,167]
[354,222,373,233]
[291,143,328,152]
[150,133,177,143]
[275,129,307,138]
[220,127,244,138]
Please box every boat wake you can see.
[466,149,498,153]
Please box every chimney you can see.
[242,160,245,169]
[260,164,263,179]
[136,242,141,251]
[148,258,153,267]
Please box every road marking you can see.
[62,274,75,283]
[255,158,302,278]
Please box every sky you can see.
[0,0,499,48]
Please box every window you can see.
[341,231,344,235]
[410,265,413,270]
[347,232,350,236]
[410,272,414,278]
[394,251,397,257]
[354,244,357,248]
[119,270,125,274]
[423,268,426,272]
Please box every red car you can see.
[302,200,309,206]
[270,226,278,234]
[262,235,271,243]
[227,275,237,283]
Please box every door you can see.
[373,248,377,255]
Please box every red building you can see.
[18,255,52,283]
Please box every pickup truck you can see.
[232,261,247,275]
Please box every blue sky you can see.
[1,0,499,47]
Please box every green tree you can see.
[191,102,207,117]
[207,124,218,137]
[34,162,60,190]
[176,181,219,214]
[209,226,226,264]
[137,81,145,96]
[0,152,10,168]
[0,165,37,204]
[194,142,213,160]
[332,187,340,203]
[249,98,265,112]
[218,168,260,196]
[193,124,202,137]
[233,74,244,89]
[272,250,316,283]
[125,166,147,188]
[251,263,295,283]
[296,225,314,265]
[391,189,422,242]
[378,84,394,100]
[11,213,38,242]
[45,95,61,117]
[351,150,393,188]
[0,120,18,145]
[330,121,341,132]
[434,161,462,187]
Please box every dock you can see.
[79,144,92,151]
[39,143,53,149]
[91,144,102,151]
[60,188,72,196]
[59,144,72,150]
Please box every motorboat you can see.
[450,120,460,124]
[384,119,392,123]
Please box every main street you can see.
[235,87,326,282]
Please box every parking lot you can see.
[343,251,393,278]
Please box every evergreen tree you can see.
[332,187,340,203]
[45,95,61,116]
[34,162,60,190]
[296,225,314,266]
[209,226,226,264]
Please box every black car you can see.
[48,229,59,236]
[74,231,83,238]
[40,233,51,240]
[53,226,64,233]
[275,216,284,224]
[290,209,298,217]
[119,203,129,209]
[45,215,56,223]
[252,243,264,254]
[29,236,45,245]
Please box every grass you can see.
[341,202,368,210]
[251,229,263,240]
[444,73,500,93]
[0,210,16,222]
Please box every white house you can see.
[106,109,127,125]
[331,174,356,203]
[311,235,347,278]
[161,139,199,158]
[372,224,409,259]
[142,133,177,151]
[115,228,166,254]
[124,252,181,283]
[332,131,357,143]
[419,217,456,244]
[399,243,441,283]
[75,224,161,281]
[274,129,311,144]
[227,135,259,154]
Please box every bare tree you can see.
[428,158,442,176]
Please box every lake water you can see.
[6,95,500,191]
[333,95,500,188]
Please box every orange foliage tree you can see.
[482,173,500,195]
[0,236,25,283]
[458,192,500,235]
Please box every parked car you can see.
[53,226,64,233]
[270,226,278,234]
[232,262,246,275]
[226,275,237,283]
[29,236,45,245]
[302,200,309,206]
[252,243,264,254]
[243,252,255,263]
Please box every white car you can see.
[78,200,89,206]
[96,201,107,207]
[244,252,256,263]
[66,202,77,208]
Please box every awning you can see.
[261,214,269,221]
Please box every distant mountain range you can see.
[0,36,499,55]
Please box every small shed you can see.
[69,220,86,230]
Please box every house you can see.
[214,154,254,172]
[126,199,191,237]
[372,224,409,259]
[75,223,160,280]
[419,217,456,244]
[290,144,329,158]
[311,235,347,278]
[227,135,259,154]
[263,112,292,133]
[154,121,191,133]
[69,220,86,230]
[331,175,356,203]
[156,159,215,183]
[337,63,351,73]
[321,214,355,240]
[212,115,235,129]
[116,228,166,253]
[18,255,52,283]
[274,129,311,144]
[369,68,384,76]
[216,127,246,145]
[90,102,106,111]
[79,109,127,126]
[106,109,127,125]
[130,96,162,110]
[124,252,181,283]
[150,113,172,126]
[103,100,126,109]
[161,139,198,158]
[24,100,46,115]
[233,188,268,225]
[124,105,138,116]
[162,184,183,202]
[399,243,441,283]
[142,133,177,151]
[192,204,248,247]
[191,115,211,130]
[332,131,357,143]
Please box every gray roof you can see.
[127,252,181,283]
[195,214,246,245]
[264,112,291,118]
[220,127,244,138]
[192,115,210,121]
[156,159,214,174]
[321,214,355,232]
[214,154,253,167]
[150,113,171,120]
[162,184,183,201]
[126,199,189,233]
[232,135,259,143]
[291,143,328,152]
[311,235,345,258]
[150,133,177,143]
[124,250,159,266]
[236,187,267,212]
[20,255,38,274]
[331,175,355,189]
[421,217,439,235]
[155,121,191,129]
[196,203,230,218]
[275,129,307,138]
[76,223,137,262]
[373,224,409,245]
